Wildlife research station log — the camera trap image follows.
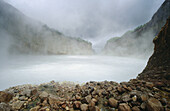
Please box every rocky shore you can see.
[0,79,170,111]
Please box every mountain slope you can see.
[137,17,170,85]
[103,0,170,57]
[0,0,94,55]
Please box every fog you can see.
[0,0,165,90]
[0,56,147,90]
[5,0,164,51]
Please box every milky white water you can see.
[0,55,147,90]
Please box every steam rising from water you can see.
[5,0,164,51]
[0,56,147,90]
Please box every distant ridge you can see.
[103,0,170,58]
[0,0,94,55]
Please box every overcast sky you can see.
[5,0,164,50]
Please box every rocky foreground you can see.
[0,80,170,111]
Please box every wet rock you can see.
[146,82,154,89]
[65,106,69,111]
[132,106,140,111]
[39,91,49,100]
[89,101,96,111]
[0,91,13,103]
[39,106,50,111]
[19,96,26,101]
[61,103,67,109]
[0,102,11,111]
[118,103,131,111]
[130,90,142,98]
[75,94,81,100]
[94,106,100,111]
[131,101,140,107]
[80,104,88,111]
[42,99,48,106]
[132,95,137,102]
[91,98,97,104]
[48,96,58,108]
[89,86,95,93]
[155,82,164,88]
[122,94,131,102]
[160,98,167,106]
[146,98,163,111]
[31,89,38,96]
[127,87,133,91]
[21,89,31,97]
[108,98,118,108]
[117,87,123,94]
[140,94,148,102]
[73,101,81,109]
[96,89,104,96]
[30,106,40,111]
[140,102,146,110]
[12,100,25,110]
[85,95,92,103]
[107,87,113,91]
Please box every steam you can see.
[0,29,13,58]
[5,0,164,51]
[0,55,147,90]
[103,28,156,58]
[0,0,164,90]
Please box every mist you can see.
[0,0,165,90]
[0,55,147,90]
[5,0,164,51]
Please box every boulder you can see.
[85,95,92,103]
[80,104,88,111]
[31,89,38,96]
[140,94,148,102]
[94,106,100,111]
[108,98,118,108]
[0,102,11,111]
[30,106,40,111]
[121,94,131,102]
[145,82,154,89]
[12,100,25,110]
[21,89,31,97]
[65,106,69,111]
[160,98,167,106]
[73,101,81,109]
[89,101,96,111]
[132,95,137,102]
[118,103,131,111]
[0,91,13,103]
[132,106,140,111]
[39,91,49,100]
[140,102,146,110]
[19,96,26,101]
[75,94,81,100]
[48,96,59,109]
[146,98,163,111]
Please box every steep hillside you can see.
[137,17,170,85]
[103,0,170,57]
[0,0,94,55]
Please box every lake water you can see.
[0,55,147,90]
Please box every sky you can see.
[5,0,164,51]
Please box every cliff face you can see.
[137,17,170,84]
[103,0,170,57]
[0,0,94,55]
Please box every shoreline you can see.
[0,79,170,111]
